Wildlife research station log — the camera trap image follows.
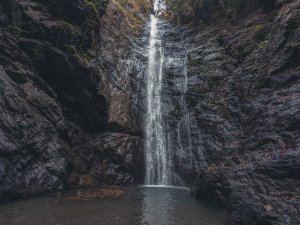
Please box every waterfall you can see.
[145,8,172,185]
[177,53,193,165]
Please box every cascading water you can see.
[144,0,172,185]
[178,52,193,165]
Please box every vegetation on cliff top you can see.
[113,0,151,30]
[55,0,150,66]
[164,0,277,24]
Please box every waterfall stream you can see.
[145,13,172,185]
[144,0,195,186]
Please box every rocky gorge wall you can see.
[0,0,151,198]
[1,0,299,224]
[164,0,300,224]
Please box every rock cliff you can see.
[165,0,300,224]
[1,0,299,224]
[0,0,150,198]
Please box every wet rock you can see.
[65,185,124,200]
[0,0,150,198]
[165,0,300,224]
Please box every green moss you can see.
[118,0,129,5]
[60,22,82,36]
[6,25,23,34]
[85,0,99,16]
[116,3,143,31]
[138,0,151,13]
[244,65,257,73]
[65,42,100,67]
[258,39,268,49]
[255,24,264,32]
[164,0,197,24]
[65,44,77,52]
[288,41,300,47]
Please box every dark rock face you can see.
[161,0,300,224]
[1,0,299,224]
[163,0,300,224]
[0,0,149,198]
[159,21,199,185]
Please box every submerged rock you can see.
[65,185,124,200]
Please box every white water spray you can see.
[145,2,172,185]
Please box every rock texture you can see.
[0,0,150,198]
[165,0,300,224]
[159,21,199,185]
[1,0,299,224]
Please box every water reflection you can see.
[140,186,228,225]
[141,187,173,225]
[0,187,228,225]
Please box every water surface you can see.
[0,186,228,225]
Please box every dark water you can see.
[0,186,228,225]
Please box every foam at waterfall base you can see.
[140,185,190,191]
